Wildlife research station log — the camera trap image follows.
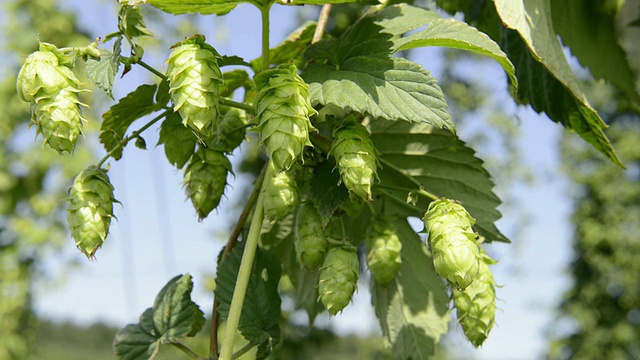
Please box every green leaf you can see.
[303,57,454,132]
[157,112,197,169]
[369,118,508,243]
[277,0,379,4]
[372,219,449,359]
[113,274,204,360]
[218,55,251,68]
[251,22,317,71]
[84,39,121,98]
[220,69,253,98]
[142,0,238,15]
[494,0,622,167]
[215,243,282,359]
[308,160,349,227]
[392,11,517,89]
[550,0,640,106]
[118,4,153,40]
[100,84,158,160]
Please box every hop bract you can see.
[17,43,87,154]
[319,245,359,315]
[452,257,497,347]
[254,64,317,171]
[183,147,231,220]
[66,166,117,259]
[423,199,482,289]
[263,162,298,221]
[329,119,378,201]
[167,35,222,136]
[295,202,328,271]
[366,220,402,286]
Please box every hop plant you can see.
[452,255,497,347]
[254,64,317,171]
[366,220,402,286]
[206,108,247,153]
[66,166,117,259]
[167,35,222,136]
[328,119,378,201]
[17,42,87,154]
[263,162,298,221]
[183,147,231,220]
[319,245,359,315]
[295,202,328,271]
[423,199,482,289]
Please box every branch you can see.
[312,5,332,44]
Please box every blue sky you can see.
[27,2,578,359]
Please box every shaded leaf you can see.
[157,112,197,169]
[113,275,204,360]
[308,160,349,226]
[140,0,238,15]
[215,243,282,359]
[218,55,251,68]
[100,84,158,160]
[550,0,640,105]
[220,69,253,98]
[494,0,622,166]
[372,219,450,359]
[369,118,507,243]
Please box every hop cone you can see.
[167,35,222,136]
[423,199,482,289]
[452,257,497,347]
[183,147,231,220]
[263,163,298,221]
[66,166,117,259]
[328,119,378,201]
[295,202,328,271]
[319,245,359,315]
[254,64,317,171]
[17,43,87,154]
[366,221,402,286]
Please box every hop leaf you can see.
[319,244,359,315]
[167,35,222,136]
[329,119,379,201]
[295,202,328,271]
[452,257,497,347]
[263,163,299,222]
[206,108,247,153]
[423,199,482,289]
[366,220,402,286]
[66,166,118,259]
[254,64,317,171]
[17,43,88,154]
[183,147,231,220]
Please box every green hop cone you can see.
[295,202,328,271]
[17,43,87,154]
[206,108,247,153]
[66,166,117,259]
[183,147,231,220]
[167,35,222,136]
[328,119,378,201]
[452,257,497,347]
[423,199,482,289]
[254,64,317,171]
[319,245,359,315]
[366,220,402,286]
[263,163,298,221]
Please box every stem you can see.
[218,163,271,360]
[169,341,205,360]
[96,110,168,168]
[416,188,440,202]
[138,60,167,80]
[260,6,270,72]
[210,163,268,358]
[219,98,255,115]
[231,343,255,360]
[312,5,332,44]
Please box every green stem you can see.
[260,5,270,72]
[219,98,255,115]
[96,110,168,168]
[210,163,267,359]
[231,342,255,360]
[312,4,332,44]
[218,163,271,360]
[138,60,167,80]
[169,341,205,360]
